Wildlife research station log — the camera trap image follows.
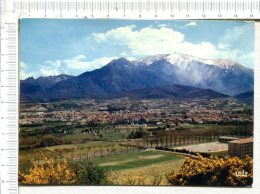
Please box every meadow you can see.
[93,149,185,171]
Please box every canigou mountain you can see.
[18,20,255,187]
[20,53,253,102]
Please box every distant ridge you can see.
[20,74,74,101]
[235,91,254,98]
[115,84,229,99]
[20,53,253,102]
[234,91,254,103]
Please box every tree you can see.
[167,154,253,186]
[128,127,145,139]
[38,135,64,147]
[72,160,108,185]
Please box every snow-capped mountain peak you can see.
[165,53,195,69]
[133,53,241,70]
[134,54,169,65]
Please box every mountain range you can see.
[21,74,74,94]
[20,53,254,102]
[114,84,229,99]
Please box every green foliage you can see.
[38,135,64,147]
[73,160,108,185]
[128,128,145,139]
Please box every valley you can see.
[19,96,253,185]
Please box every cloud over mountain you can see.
[92,24,253,68]
[20,55,119,78]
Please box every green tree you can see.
[73,160,108,185]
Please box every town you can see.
[20,97,252,128]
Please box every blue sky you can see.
[20,19,254,79]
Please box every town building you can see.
[228,137,253,158]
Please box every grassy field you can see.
[108,155,186,185]
[92,150,185,171]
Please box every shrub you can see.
[19,158,34,175]
[167,154,253,186]
[19,157,76,184]
[120,171,146,185]
[72,160,108,185]
[20,137,38,146]
[38,135,64,147]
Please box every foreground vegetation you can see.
[19,155,108,185]
[19,98,253,186]
[168,154,253,186]
[19,153,253,186]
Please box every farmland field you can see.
[109,157,186,185]
[93,150,185,171]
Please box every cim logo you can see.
[235,170,249,177]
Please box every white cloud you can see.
[64,55,104,70]
[44,55,118,76]
[220,24,254,51]
[20,61,34,80]
[218,43,229,50]
[20,61,27,68]
[39,60,63,76]
[237,52,254,68]
[93,26,214,58]
[92,25,253,68]
[20,55,119,79]
[93,26,184,56]
[184,21,197,27]
[218,24,254,67]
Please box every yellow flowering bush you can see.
[19,156,76,184]
[167,154,253,186]
[121,171,146,185]
[114,170,168,185]
[151,172,168,185]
